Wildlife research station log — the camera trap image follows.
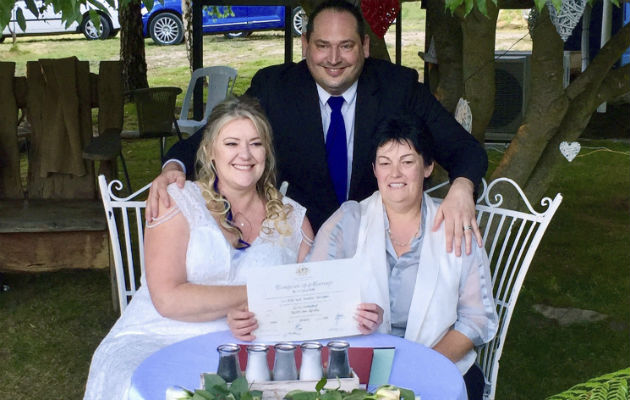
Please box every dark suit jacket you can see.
[165,58,487,231]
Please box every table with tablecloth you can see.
[129,331,467,400]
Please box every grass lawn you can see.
[486,141,630,398]
[1,5,628,399]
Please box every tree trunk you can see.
[119,0,148,91]
[461,2,499,143]
[366,28,391,61]
[490,6,567,189]
[426,0,464,112]
[182,0,193,72]
[522,24,630,201]
[491,11,630,206]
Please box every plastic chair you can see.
[428,178,563,399]
[83,128,132,192]
[123,87,183,161]
[177,66,238,135]
[98,175,151,314]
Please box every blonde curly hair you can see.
[195,96,293,248]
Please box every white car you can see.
[1,0,120,42]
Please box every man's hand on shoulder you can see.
[432,177,483,257]
[146,162,186,222]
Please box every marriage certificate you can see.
[247,259,362,342]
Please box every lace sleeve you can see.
[166,181,211,229]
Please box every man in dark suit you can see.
[148,0,486,256]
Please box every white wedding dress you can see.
[84,182,306,400]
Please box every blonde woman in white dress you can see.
[84,96,313,400]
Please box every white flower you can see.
[165,385,193,400]
[374,385,401,400]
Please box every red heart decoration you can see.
[361,0,400,38]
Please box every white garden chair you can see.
[98,176,288,315]
[429,177,563,399]
[98,175,151,314]
[177,66,238,136]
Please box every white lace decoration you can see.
[546,0,587,42]
[146,205,181,228]
[454,98,473,134]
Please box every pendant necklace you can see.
[387,227,420,247]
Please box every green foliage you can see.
[169,375,263,400]
[284,380,413,400]
[143,0,155,13]
[545,368,630,399]
[24,0,37,15]
[14,5,23,29]
[441,0,620,17]
[0,0,234,32]
[204,375,261,400]
[204,5,234,19]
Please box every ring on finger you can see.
[463,225,473,231]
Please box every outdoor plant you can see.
[165,374,416,400]
[285,381,415,400]
[166,374,262,400]
[545,368,630,400]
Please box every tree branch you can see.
[597,64,630,103]
[566,23,630,100]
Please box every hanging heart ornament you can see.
[454,98,473,134]
[546,0,587,42]
[559,141,581,162]
[361,0,400,38]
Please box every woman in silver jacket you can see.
[308,114,498,400]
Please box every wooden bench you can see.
[0,200,108,271]
[0,59,123,273]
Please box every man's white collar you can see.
[316,81,358,106]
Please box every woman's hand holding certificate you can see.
[246,259,363,342]
[227,305,258,341]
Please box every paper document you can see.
[247,259,362,342]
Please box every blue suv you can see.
[141,3,305,45]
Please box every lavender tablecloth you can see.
[129,331,467,400]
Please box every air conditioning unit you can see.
[486,51,531,141]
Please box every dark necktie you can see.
[326,96,347,205]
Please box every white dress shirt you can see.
[316,81,358,200]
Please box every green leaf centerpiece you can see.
[166,375,416,400]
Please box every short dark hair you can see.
[372,114,434,167]
[305,0,366,43]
